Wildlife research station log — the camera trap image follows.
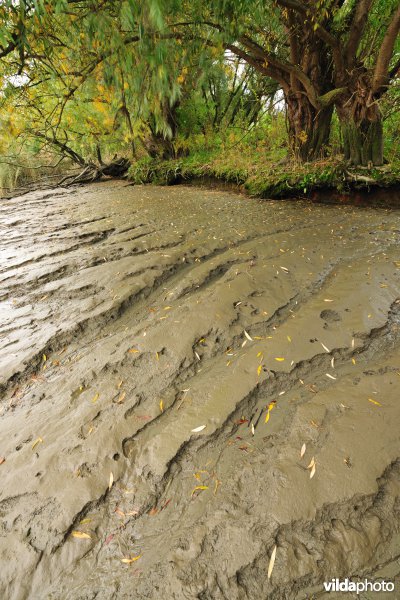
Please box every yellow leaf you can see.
[92,393,99,403]
[352,358,356,365]
[265,411,270,424]
[257,364,262,377]
[42,354,47,362]
[109,472,114,490]
[368,398,381,406]
[79,518,91,525]
[191,485,208,497]
[121,555,141,564]
[159,400,164,413]
[267,545,277,579]
[32,437,43,450]
[115,391,126,404]
[275,357,285,362]
[128,348,139,354]
[307,457,315,469]
[287,336,291,342]
[72,531,91,539]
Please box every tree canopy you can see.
[0,0,399,176]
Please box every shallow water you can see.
[1,181,400,599]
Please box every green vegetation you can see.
[0,1,400,196]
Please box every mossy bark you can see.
[286,94,333,162]
[340,118,383,166]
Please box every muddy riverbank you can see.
[1,181,400,599]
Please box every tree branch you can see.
[345,0,374,67]
[373,3,400,94]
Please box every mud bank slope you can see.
[1,181,400,600]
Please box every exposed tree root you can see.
[58,157,130,186]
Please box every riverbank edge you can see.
[128,156,400,206]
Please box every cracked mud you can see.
[1,181,400,600]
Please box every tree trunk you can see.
[340,117,383,166]
[141,100,180,160]
[336,80,384,166]
[285,92,333,162]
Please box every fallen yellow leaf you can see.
[71,531,91,539]
[191,485,208,497]
[368,398,382,406]
[267,545,277,579]
[121,555,141,564]
[32,437,43,450]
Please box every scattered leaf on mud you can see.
[275,357,285,361]
[368,398,382,406]
[117,380,123,389]
[128,348,139,354]
[251,423,255,436]
[265,411,270,424]
[42,354,47,362]
[310,464,316,479]
[287,336,291,342]
[195,351,201,361]
[79,518,91,525]
[104,533,114,546]
[307,457,315,469]
[324,299,333,302]
[267,545,277,579]
[300,443,306,458]
[326,373,336,380]
[72,531,91,539]
[115,391,126,404]
[159,400,164,413]
[121,555,141,564]
[320,342,330,353]
[0,457,5,465]
[191,425,206,433]
[109,472,114,490]
[156,352,159,361]
[32,437,43,450]
[352,358,356,365]
[244,330,253,341]
[91,393,99,403]
[280,266,289,272]
[191,485,208,497]
[257,364,262,377]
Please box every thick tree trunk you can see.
[336,80,384,166]
[285,93,333,162]
[340,117,383,166]
[141,100,180,160]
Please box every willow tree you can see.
[165,0,400,164]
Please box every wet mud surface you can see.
[1,181,400,599]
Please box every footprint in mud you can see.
[320,309,341,323]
